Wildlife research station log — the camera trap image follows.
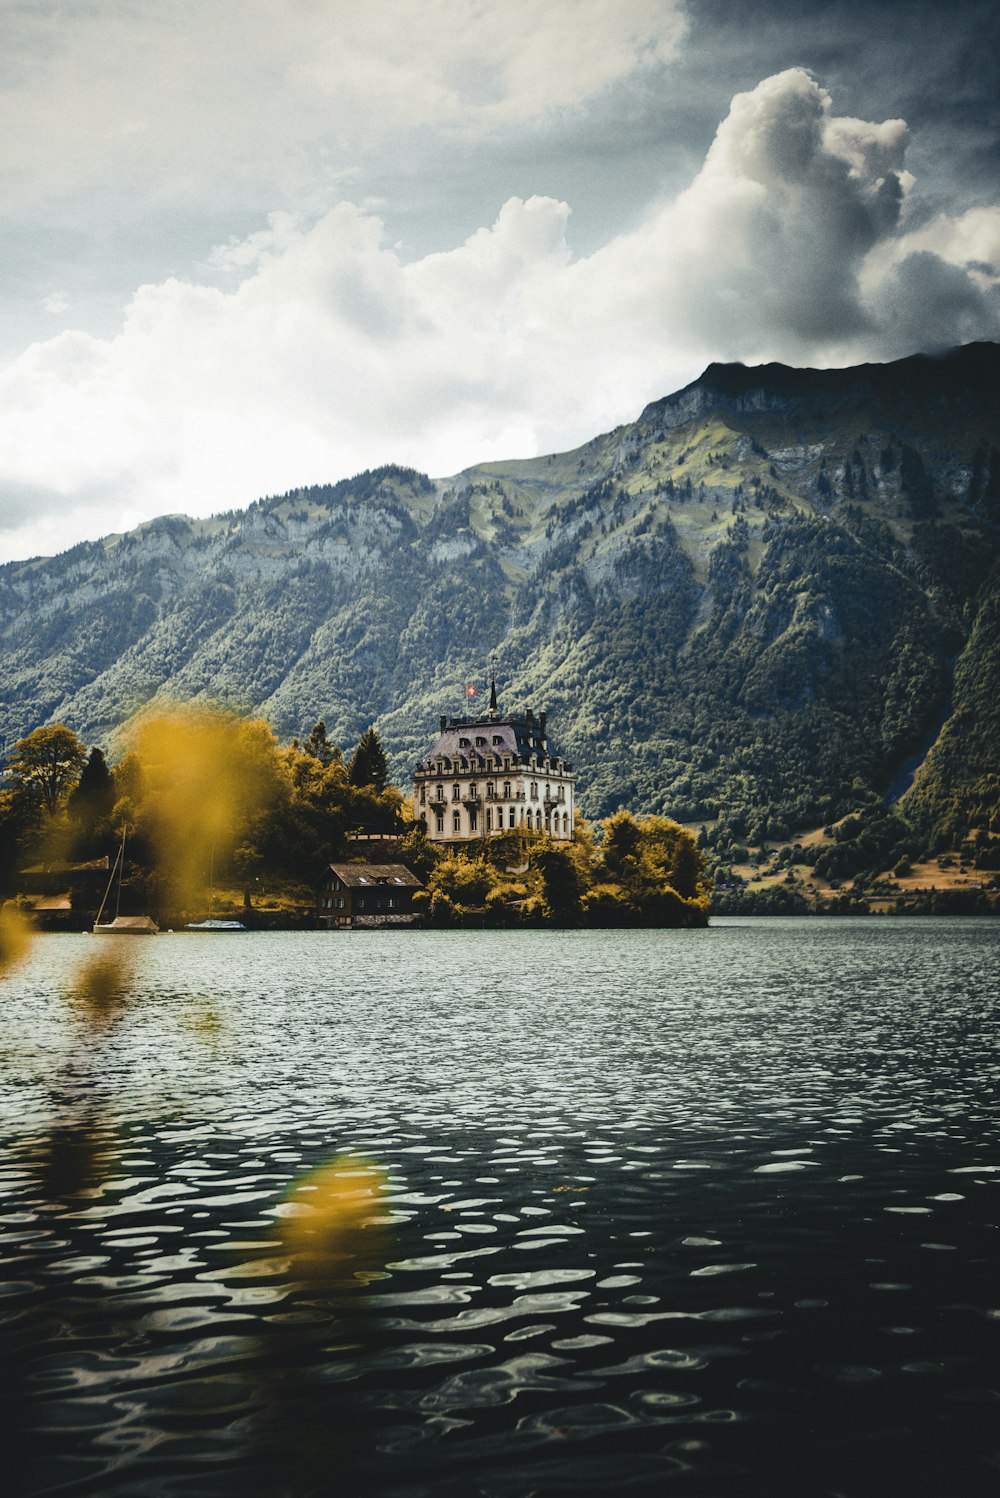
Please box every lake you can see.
[1,918,998,1496]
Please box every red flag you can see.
[466,683,477,698]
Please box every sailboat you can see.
[92,829,160,935]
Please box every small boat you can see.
[183,919,248,932]
[93,830,160,935]
[93,914,161,936]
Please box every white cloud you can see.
[0,0,687,219]
[1,67,998,563]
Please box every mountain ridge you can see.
[2,343,999,866]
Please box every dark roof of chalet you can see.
[20,857,110,875]
[324,862,422,888]
[417,714,571,773]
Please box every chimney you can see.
[440,715,447,734]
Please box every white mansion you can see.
[414,683,576,844]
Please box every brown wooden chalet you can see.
[317,863,422,929]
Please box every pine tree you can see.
[304,720,337,766]
[348,727,388,790]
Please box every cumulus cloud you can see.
[1,67,998,563]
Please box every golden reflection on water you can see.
[0,905,32,971]
[278,1153,391,1285]
[65,942,136,1030]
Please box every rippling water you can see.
[2,919,999,1496]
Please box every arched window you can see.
[486,781,495,799]
[530,781,538,801]
[452,783,461,801]
[436,783,444,801]
[535,809,542,830]
[508,806,516,828]
[562,812,569,834]
[486,808,493,831]
[452,810,461,833]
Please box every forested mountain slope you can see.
[2,342,998,853]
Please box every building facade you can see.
[317,862,423,928]
[414,684,575,844]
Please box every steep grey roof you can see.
[325,862,422,888]
[417,714,567,771]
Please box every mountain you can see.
[2,343,999,866]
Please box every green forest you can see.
[2,345,999,918]
[0,709,710,929]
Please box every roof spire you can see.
[488,671,498,718]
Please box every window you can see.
[492,734,503,746]
[419,786,426,804]
[486,781,494,798]
[452,783,461,801]
[508,806,516,828]
[486,808,493,831]
[503,780,511,798]
[436,783,444,801]
[453,810,461,833]
[558,786,564,802]
[469,807,478,832]
[469,781,478,797]
[435,814,444,834]
[476,735,487,746]
[459,736,470,747]
[530,781,538,800]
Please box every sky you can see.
[1,0,998,564]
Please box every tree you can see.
[348,726,388,790]
[8,724,87,814]
[532,843,583,924]
[303,720,338,766]
[67,747,116,854]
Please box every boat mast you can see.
[94,827,126,929]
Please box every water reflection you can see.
[0,920,998,1495]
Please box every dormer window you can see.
[476,735,487,746]
[458,737,470,747]
[492,735,503,746]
